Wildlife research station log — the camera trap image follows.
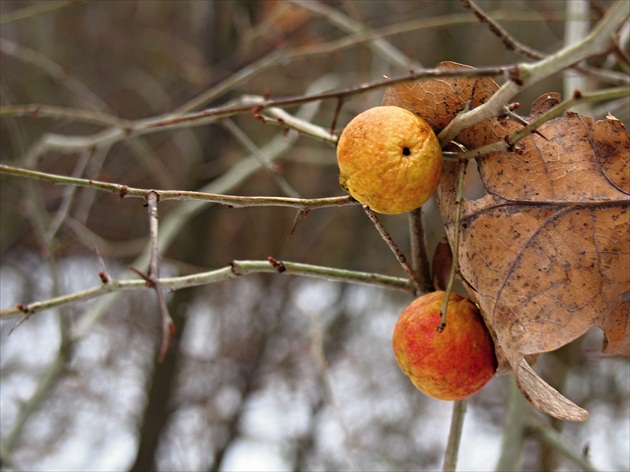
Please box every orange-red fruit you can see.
[392,291,497,401]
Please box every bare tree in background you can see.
[0,1,628,471]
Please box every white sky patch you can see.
[219,438,290,472]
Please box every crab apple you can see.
[336,106,442,214]
[392,291,497,401]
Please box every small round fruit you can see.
[336,106,442,214]
[392,291,497,401]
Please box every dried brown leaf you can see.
[382,61,498,134]
[384,62,630,421]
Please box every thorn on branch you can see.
[507,101,521,111]
[10,305,34,335]
[129,266,154,287]
[230,261,242,276]
[267,256,287,273]
[499,102,521,123]
[288,209,309,241]
[502,107,549,141]
[95,246,110,284]
[15,303,33,315]
[119,185,129,199]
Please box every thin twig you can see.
[286,11,575,61]
[0,67,509,131]
[438,160,467,332]
[443,400,468,472]
[459,0,545,60]
[362,206,429,294]
[143,191,174,362]
[95,246,111,283]
[139,67,508,131]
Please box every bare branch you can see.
[0,163,355,210]
[0,260,415,320]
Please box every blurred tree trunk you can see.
[129,294,188,472]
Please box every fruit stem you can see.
[438,159,467,331]
[442,399,467,472]
[363,205,429,294]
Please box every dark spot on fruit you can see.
[402,147,411,156]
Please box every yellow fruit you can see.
[392,291,497,401]
[336,106,442,214]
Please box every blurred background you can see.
[1,1,628,470]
